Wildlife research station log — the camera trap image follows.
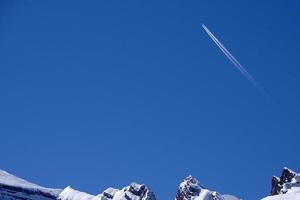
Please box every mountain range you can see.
[0,167,299,200]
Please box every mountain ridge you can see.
[263,167,300,200]
[0,167,299,200]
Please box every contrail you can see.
[202,24,266,95]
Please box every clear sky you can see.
[1,1,300,199]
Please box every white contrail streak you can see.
[202,24,265,94]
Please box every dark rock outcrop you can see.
[271,167,299,195]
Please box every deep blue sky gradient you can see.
[1,1,300,199]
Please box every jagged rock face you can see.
[175,176,238,200]
[271,167,300,195]
[112,182,156,200]
[262,168,300,200]
[175,176,202,200]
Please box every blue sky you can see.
[1,1,300,199]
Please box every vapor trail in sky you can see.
[202,24,266,95]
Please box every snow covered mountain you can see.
[261,167,300,200]
[175,175,239,200]
[58,182,156,200]
[0,169,155,200]
[1,167,300,200]
[0,169,61,200]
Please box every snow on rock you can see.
[58,183,156,200]
[262,192,300,200]
[112,182,156,200]
[0,169,156,200]
[58,186,119,200]
[271,167,300,195]
[262,167,300,200]
[0,169,61,200]
[222,195,239,200]
[59,186,95,200]
[0,169,41,189]
[175,175,239,200]
[98,187,120,200]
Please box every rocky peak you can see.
[175,175,202,200]
[175,176,238,200]
[271,167,300,195]
[110,182,155,200]
[58,182,156,200]
[121,182,154,200]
